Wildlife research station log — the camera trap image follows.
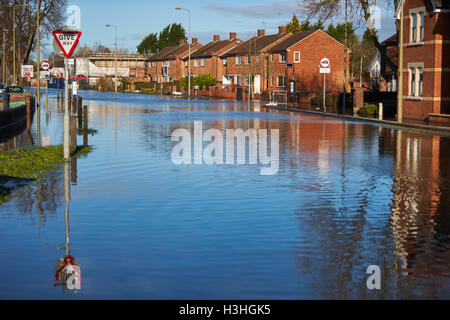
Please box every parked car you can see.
[0,83,4,93]
[5,86,24,94]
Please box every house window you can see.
[410,67,416,96]
[194,59,198,67]
[269,76,273,87]
[408,64,424,97]
[418,67,423,97]
[223,59,227,66]
[277,76,286,87]
[294,52,301,63]
[185,60,188,67]
[201,58,206,67]
[419,12,424,42]
[279,52,286,63]
[167,61,171,67]
[245,75,250,86]
[411,13,417,43]
[270,54,273,63]
[236,56,242,65]
[245,55,250,65]
[235,75,242,85]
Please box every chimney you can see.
[257,29,265,37]
[229,32,237,40]
[213,35,220,41]
[179,39,185,45]
[278,26,287,34]
[192,37,198,44]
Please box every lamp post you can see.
[176,7,191,98]
[36,0,41,146]
[106,24,118,93]
[2,29,6,86]
[12,3,29,85]
[360,55,364,88]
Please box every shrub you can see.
[358,103,378,118]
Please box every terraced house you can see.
[147,39,203,83]
[398,0,450,122]
[222,26,292,99]
[266,29,350,97]
[186,33,243,82]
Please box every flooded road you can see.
[0,90,449,299]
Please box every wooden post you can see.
[26,97,31,130]
[70,115,77,149]
[77,99,83,128]
[57,91,60,101]
[83,105,88,146]
[378,102,384,120]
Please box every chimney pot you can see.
[257,29,265,37]
[278,26,287,34]
[229,32,237,40]
[192,37,198,44]
[179,39,185,45]
[213,35,220,41]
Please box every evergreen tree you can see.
[137,23,187,55]
[286,14,301,33]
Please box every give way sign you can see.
[52,30,82,59]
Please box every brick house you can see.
[186,33,243,82]
[222,27,293,98]
[267,29,350,97]
[147,39,203,83]
[398,0,450,121]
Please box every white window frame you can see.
[245,55,251,65]
[408,62,424,98]
[223,59,227,66]
[279,52,286,63]
[201,58,206,67]
[236,56,242,65]
[235,75,242,85]
[194,59,198,67]
[294,52,301,63]
[277,75,286,87]
[409,7,425,44]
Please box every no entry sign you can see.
[52,30,82,58]
[41,60,51,71]
[320,57,331,68]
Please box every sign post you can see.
[53,28,82,160]
[320,57,331,113]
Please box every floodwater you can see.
[0,89,449,299]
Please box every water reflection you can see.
[0,92,449,299]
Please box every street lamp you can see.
[2,29,7,86]
[175,7,191,98]
[13,3,29,85]
[105,24,118,93]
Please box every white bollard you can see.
[378,102,383,120]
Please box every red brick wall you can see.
[401,0,450,120]
[267,31,350,94]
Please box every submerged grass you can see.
[0,145,92,179]
[0,145,92,205]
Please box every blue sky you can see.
[40,0,398,55]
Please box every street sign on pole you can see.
[53,27,82,160]
[41,61,51,71]
[52,30,82,59]
[320,68,331,74]
[320,57,331,69]
[21,65,33,78]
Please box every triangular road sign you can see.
[52,30,82,59]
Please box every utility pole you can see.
[36,0,41,146]
[106,24,118,93]
[397,0,404,123]
[2,29,6,85]
[343,0,348,115]
[12,3,29,85]
[176,8,191,98]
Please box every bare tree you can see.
[0,0,67,81]
[302,0,399,52]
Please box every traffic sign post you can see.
[53,28,82,160]
[320,57,331,113]
[41,61,51,71]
